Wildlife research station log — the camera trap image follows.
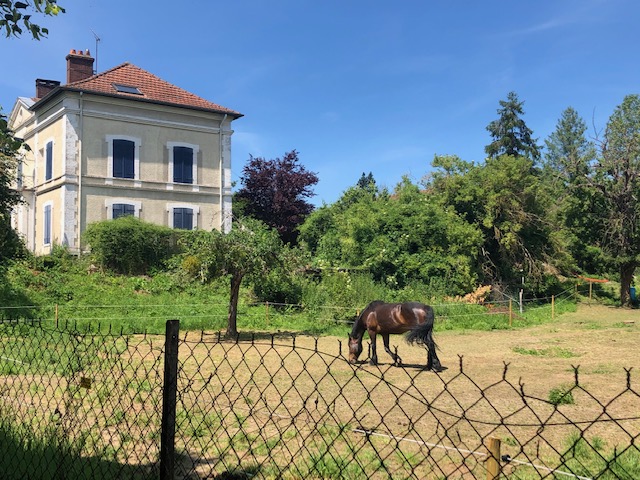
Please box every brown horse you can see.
[348,301,444,371]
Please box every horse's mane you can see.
[350,300,385,338]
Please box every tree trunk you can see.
[619,262,636,307]
[227,271,243,338]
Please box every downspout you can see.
[78,91,83,253]
[219,114,228,232]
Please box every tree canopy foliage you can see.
[179,218,296,337]
[299,175,482,294]
[485,92,541,162]
[234,150,318,245]
[592,95,640,305]
[0,112,27,265]
[427,153,554,291]
[543,108,606,275]
[0,0,64,39]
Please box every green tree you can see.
[486,92,541,162]
[299,175,482,294]
[0,112,27,265]
[0,0,64,39]
[428,154,554,292]
[594,95,640,306]
[543,107,606,275]
[180,218,293,337]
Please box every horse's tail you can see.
[406,323,438,350]
[405,306,438,350]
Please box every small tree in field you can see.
[180,218,293,337]
[234,150,318,245]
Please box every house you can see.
[9,49,242,255]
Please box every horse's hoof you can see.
[432,365,447,373]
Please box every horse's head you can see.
[348,335,363,364]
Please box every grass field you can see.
[1,302,638,478]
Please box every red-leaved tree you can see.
[234,150,318,245]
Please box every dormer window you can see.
[113,83,143,95]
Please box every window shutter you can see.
[44,204,51,244]
[45,141,53,180]
[113,203,136,219]
[113,139,135,179]
[173,147,193,183]
[173,208,194,229]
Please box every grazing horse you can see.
[348,301,444,371]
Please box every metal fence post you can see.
[160,319,180,480]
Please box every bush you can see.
[253,269,304,306]
[83,217,181,275]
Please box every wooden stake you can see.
[486,437,501,480]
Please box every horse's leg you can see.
[382,333,401,366]
[427,342,444,372]
[368,330,378,366]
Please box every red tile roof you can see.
[56,62,242,117]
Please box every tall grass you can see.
[1,255,577,335]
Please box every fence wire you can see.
[0,319,638,479]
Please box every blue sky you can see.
[2,0,639,206]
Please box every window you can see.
[173,208,193,230]
[113,83,143,95]
[168,142,198,185]
[173,146,194,184]
[106,199,141,219]
[113,139,135,179]
[45,141,53,181]
[112,203,135,219]
[43,203,52,245]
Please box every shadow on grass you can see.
[1,422,268,480]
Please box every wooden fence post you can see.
[552,295,555,320]
[486,437,501,480]
[509,299,512,327]
[160,319,180,480]
[266,301,269,326]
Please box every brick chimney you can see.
[35,79,61,99]
[66,49,95,84]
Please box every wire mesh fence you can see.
[1,318,638,479]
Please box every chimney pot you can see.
[66,48,95,83]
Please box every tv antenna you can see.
[90,29,101,73]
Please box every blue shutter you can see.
[173,147,193,184]
[113,140,135,179]
[45,141,53,180]
[113,203,135,219]
[44,204,51,244]
[173,208,193,230]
